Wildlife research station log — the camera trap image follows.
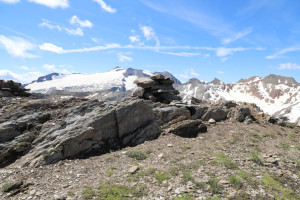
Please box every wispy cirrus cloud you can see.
[178,68,200,80]
[278,63,300,70]
[70,16,93,28]
[265,46,300,59]
[39,42,121,53]
[222,27,253,45]
[64,27,83,36]
[0,35,36,58]
[118,54,133,62]
[39,41,263,61]
[0,0,19,3]
[39,19,85,36]
[28,0,69,9]
[93,0,116,13]
[161,51,208,57]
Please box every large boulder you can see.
[10,98,161,167]
[154,106,191,125]
[202,107,228,122]
[134,77,156,88]
[236,107,251,122]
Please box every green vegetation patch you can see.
[251,152,264,166]
[182,145,191,149]
[154,171,170,183]
[250,132,262,141]
[174,193,192,200]
[212,153,239,169]
[261,174,299,200]
[2,183,15,193]
[126,150,147,160]
[182,169,193,183]
[207,179,224,194]
[99,184,146,200]
[82,186,96,200]
[228,175,243,189]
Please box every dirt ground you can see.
[1,121,299,200]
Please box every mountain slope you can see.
[178,74,300,124]
[25,67,181,94]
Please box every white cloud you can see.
[266,47,300,59]
[39,19,84,36]
[43,64,56,71]
[222,27,253,45]
[39,19,62,31]
[0,70,43,83]
[43,64,72,74]
[129,35,141,43]
[278,63,300,70]
[70,16,93,28]
[20,66,30,70]
[179,68,200,80]
[0,35,36,58]
[39,43,64,53]
[217,71,224,74]
[140,25,160,46]
[0,0,19,3]
[118,54,133,62]
[28,0,69,9]
[216,47,244,57]
[162,51,204,57]
[190,69,200,77]
[39,42,121,53]
[93,0,116,13]
[64,27,83,36]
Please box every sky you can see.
[1,0,300,84]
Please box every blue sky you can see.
[1,0,300,83]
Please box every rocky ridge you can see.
[0,94,299,199]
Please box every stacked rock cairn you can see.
[132,74,181,104]
[0,80,30,97]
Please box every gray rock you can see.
[134,77,156,88]
[202,107,228,122]
[131,87,144,97]
[151,74,165,80]
[188,106,208,120]
[167,119,206,137]
[154,106,191,125]
[208,118,216,124]
[236,107,251,122]
[14,99,161,167]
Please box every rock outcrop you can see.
[0,80,30,97]
[132,74,181,103]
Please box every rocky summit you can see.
[0,87,299,199]
[132,74,181,104]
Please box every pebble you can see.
[128,166,139,174]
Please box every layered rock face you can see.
[0,98,161,167]
[0,80,30,97]
[132,74,181,104]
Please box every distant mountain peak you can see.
[262,74,298,86]
[209,78,225,85]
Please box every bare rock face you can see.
[4,98,161,167]
[132,74,181,104]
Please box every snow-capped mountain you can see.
[25,67,181,94]
[177,74,300,124]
